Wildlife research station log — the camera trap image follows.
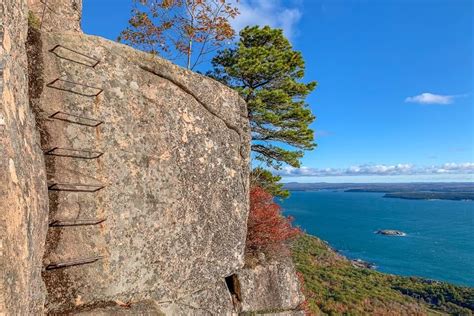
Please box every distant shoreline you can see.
[285,190,474,201]
[293,234,474,314]
[383,191,474,201]
[283,182,474,201]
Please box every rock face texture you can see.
[238,259,305,314]
[0,0,49,314]
[1,1,304,315]
[38,30,250,313]
[27,0,82,32]
[3,0,251,314]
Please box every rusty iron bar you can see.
[49,44,101,68]
[49,111,104,127]
[44,147,104,159]
[39,0,55,30]
[48,182,105,193]
[45,256,103,270]
[46,78,103,97]
[49,218,107,227]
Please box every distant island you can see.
[384,192,474,201]
[283,182,474,201]
[375,229,406,236]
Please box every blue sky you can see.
[82,0,473,183]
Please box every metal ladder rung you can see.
[48,182,105,193]
[40,0,55,12]
[49,218,107,227]
[49,44,101,68]
[49,111,103,127]
[44,147,104,159]
[45,256,103,270]
[46,78,103,97]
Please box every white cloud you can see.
[231,0,302,39]
[433,162,474,174]
[277,162,474,177]
[405,92,457,105]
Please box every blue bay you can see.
[280,191,474,287]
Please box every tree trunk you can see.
[187,39,192,69]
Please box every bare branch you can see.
[121,0,238,69]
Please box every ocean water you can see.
[280,191,474,287]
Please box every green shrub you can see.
[292,234,473,315]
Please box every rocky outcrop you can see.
[1,0,305,315]
[37,27,250,313]
[27,0,82,33]
[375,230,406,236]
[2,0,250,313]
[158,279,235,315]
[70,300,164,315]
[0,0,49,314]
[237,258,305,315]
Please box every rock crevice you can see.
[139,65,246,150]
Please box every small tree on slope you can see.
[246,187,301,259]
[250,167,289,199]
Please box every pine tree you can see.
[251,167,289,199]
[208,26,317,169]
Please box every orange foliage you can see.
[120,0,239,69]
[246,187,301,257]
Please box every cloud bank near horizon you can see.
[231,0,302,39]
[277,162,474,177]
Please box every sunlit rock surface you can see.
[0,0,49,314]
[37,24,250,315]
[238,258,305,314]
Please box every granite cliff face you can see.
[238,258,305,314]
[1,0,303,314]
[0,1,49,314]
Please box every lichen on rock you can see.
[1,0,307,314]
[237,258,305,314]
[0,0,49,314]
[37,27,250,314]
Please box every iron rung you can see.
[49,111,103,127]
[48,182,105,193]
[49,218,107,227]
[45,256,103,270]
[49,44,101,68]
[44,147,103,159]
[46,77,103,97]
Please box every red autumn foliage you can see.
[246,187,301,257]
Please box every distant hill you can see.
[384,191,474,201]
[283,182,474,201]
